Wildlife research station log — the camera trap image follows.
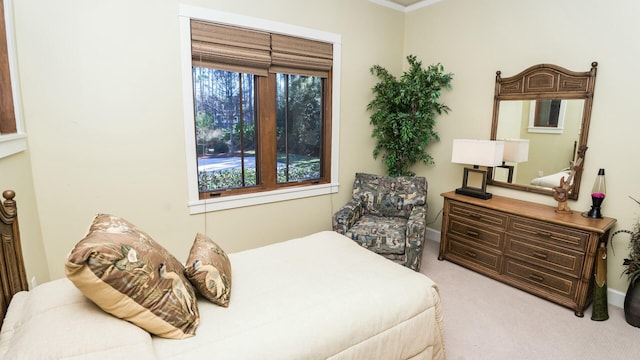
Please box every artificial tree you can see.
[367,55,453,177]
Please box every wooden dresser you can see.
[438,191,616,317]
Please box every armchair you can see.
[332,173,428,271]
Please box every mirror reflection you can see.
[493,99,584,189]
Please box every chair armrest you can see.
[407,204,427,238]
[405,204,428,271]
[332,197,365,235]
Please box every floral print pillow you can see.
[185,233,232,307]
[65,214,199,339]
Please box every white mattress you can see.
[0,231,445,360]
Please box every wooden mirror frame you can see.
[488,62,598,200]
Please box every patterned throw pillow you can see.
[65,214,199,339]
[184,233,232,307]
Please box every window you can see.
[194,69,259,192]
[528,99,566,134]
[179,6,341,213]
[0,0,26,159]
[275,73,325,184]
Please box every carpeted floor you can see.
[420,239,640,360]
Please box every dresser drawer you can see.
[503,257,578,299]
[508,217,589,251]
[449,217,505,250]
[449,201,508,230]
[446,236,502,274]
[505,236,584,277]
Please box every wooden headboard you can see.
[0,190,29,323]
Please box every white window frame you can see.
[179,5,341,214]
[527,99,566,134]
[0,0,26,159]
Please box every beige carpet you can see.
[420,239,640,360]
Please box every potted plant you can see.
[367,55,453,177]
[612,196,640,327]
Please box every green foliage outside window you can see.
[198,160,319,191]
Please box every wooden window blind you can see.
[270,34,333,78]
[190,20,333,78]
[190,20,271,76]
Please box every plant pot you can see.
[624,279,640,327]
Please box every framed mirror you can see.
[488,62,598,200]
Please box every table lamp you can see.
[451,139,504,200]
[496,139,529,183]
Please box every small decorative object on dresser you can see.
[584,168,607,219]
[552,145,586,214]
[439,191,616,317]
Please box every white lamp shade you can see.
[502,139,529,163]
[451,139,504,167]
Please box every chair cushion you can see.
[353,173,426,218]
[345,215,407,255]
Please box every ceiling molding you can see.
[369,0,443,13]
[406,0,442,12]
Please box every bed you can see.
[0,190,446,359]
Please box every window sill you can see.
[188,182,339,214]
[0,133,27,159]
[527,126,564,134]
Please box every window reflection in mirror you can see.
[532,99,563,130]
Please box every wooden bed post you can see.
[0,190,29,323]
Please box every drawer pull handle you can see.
[468,213,482,219]
[536,230,552,237]
[529,274,544,282]
[466,230,480,237]
[532,251,548,260]
[465,250,478,258]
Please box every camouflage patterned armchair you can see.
[332,173,428,271]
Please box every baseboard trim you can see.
[426,227,625,309]
[608,288,625,309]
[425,227,440,243]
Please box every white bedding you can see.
[0,231,445,360]
[530,169,570,188]
[0,279,156,359]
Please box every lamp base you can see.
[582,209,603,219]
[455,187,493,200]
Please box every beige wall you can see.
[8,0,640,295]
[404,0,640,293]
[0,151,49,286]
[11,0,402,281]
